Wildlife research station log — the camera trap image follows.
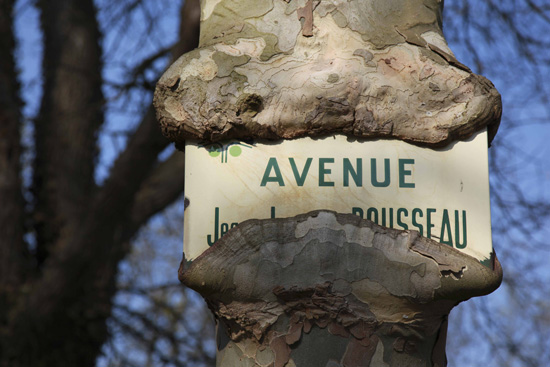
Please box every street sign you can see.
[184,130,493,264]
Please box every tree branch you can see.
[89,0,198,239]
[0,0,27,288]
[130,151,184,231]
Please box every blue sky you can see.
[11,0,550,365]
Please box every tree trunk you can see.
[155,0,501,147]
[155,0,503,365]
[181,211,502,367]
[0,1,200,366]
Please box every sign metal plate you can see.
[184,130,492,263]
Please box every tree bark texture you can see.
[154,0,502,148]
[156,1,504,366]
[181,211,502,367]
[0,1,200,366]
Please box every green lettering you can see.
[426,208,436,238]
[352,207,364,218]
[381,208,394,227]
[397,208,408,230]
[207,207,220,246]
[399,159,415,188]
[412,208,423,236]
[427,208,436,238]
[455,210,467,249]
[289,158,312,186]
[371,158,390,187]
[221,223,229,237]
[344,158,363,187]
[439,209,453,246]
[319,158,335,186]
[367,208,379,224]
[261,158,285,186]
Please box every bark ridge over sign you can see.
[154,0,501,148]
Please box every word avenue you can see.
[261,158,416,188]
[184,133,493,264]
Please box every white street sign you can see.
[184,130,493,264]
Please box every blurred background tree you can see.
[0,0,548,366]
[444,1,550,366]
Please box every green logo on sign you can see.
[203,142,253,163]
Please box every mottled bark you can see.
[181,211,502,366]
[157,1,504,366]
[155,0,501,147]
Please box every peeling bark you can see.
[181,211,502,366]
[154,0,501,147]
[159,1,504,365]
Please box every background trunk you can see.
[0,1,200,366]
